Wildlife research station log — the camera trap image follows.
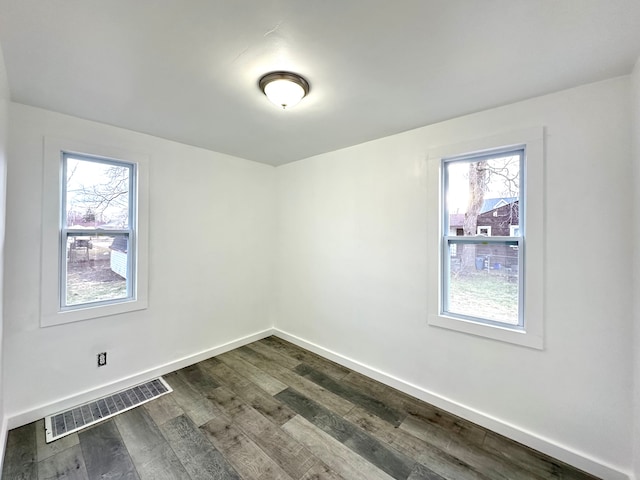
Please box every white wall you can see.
[275,77,634,478]
[3,104,276,423]
[631,57,640,480]
[0,41,9,453]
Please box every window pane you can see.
[65,157,130,229]
[446,154,520,237]
[446,241,519,325]
[443,150,523,327]
[65,234,129,306]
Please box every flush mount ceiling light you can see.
[259,71,310,110]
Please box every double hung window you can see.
[61,153,136,309]
[442,148,524,328]
[41,138,149,327]
[427,128,544,349]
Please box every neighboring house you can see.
[448,198,519,237]
[479,197,517,214]
[476,199,519,271]
[449,198,519,272]
[476,199,519,237]
[448,213,465,236]
[109,237,128,279]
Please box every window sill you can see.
[428,313,543,349]
[41,298,148,328]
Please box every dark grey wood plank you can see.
[345,406,491,480]
[343,371,487,446]
[177,362,220,395]
[200,416,295,480]
[143,391,184,426]
[79,420,139,480]
[200,356,297,426]
[407,463,446,480]
[243,342,301,370]
[114,407,190,480]
[299,462,346,480]
[400,414,544,480]
[235,346,355,416]
[262,336,351,381]
[35,418,80,463]
[160,414,241,480]
[294,363,405,426]
[218,349,288,395]
[200,384,245,417]
[275,388,416,480]
[37,444,88,480]
[282,415,394,480]
[206,385,319,479]
[2,423,37,480]
[482,432,598,480]
[163,370,222,426]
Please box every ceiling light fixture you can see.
[259,71,310,110]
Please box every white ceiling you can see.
[1,1,640,166]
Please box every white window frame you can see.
[427,127,544,349]
[60,153,136,310]
[444,148,524,328]
[41,137,149,327]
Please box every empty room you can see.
[0,1,639,479]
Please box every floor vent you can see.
[44,377,172,443]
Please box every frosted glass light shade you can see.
[259,72,310,109]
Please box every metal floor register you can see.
[44,377,172,443]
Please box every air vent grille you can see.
[44,377,172,443]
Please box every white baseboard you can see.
[6,328,274,430]
[273,328,631,480]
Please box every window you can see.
[443,148,523,327]
[41,138,149,327]
[61,154,135,309]
[427,128,544,349]
[476,226,492,236]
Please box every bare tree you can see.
[72,165,129,227]
[458,156,519,274]
[462,161,489,236]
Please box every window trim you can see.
[41,137,149,327]
[427,127,544,349]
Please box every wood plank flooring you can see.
[2,336,600,480]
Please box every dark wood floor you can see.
[2,336,599,480]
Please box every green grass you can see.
[448,272,518,324]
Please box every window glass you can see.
[61,154,135,309]
[64,234,129,306]
[443,150,523,327]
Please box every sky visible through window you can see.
[65,157,130,229]
[446,155,519,214]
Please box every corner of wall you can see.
[631,55,640,480]
[0,38,10,471]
